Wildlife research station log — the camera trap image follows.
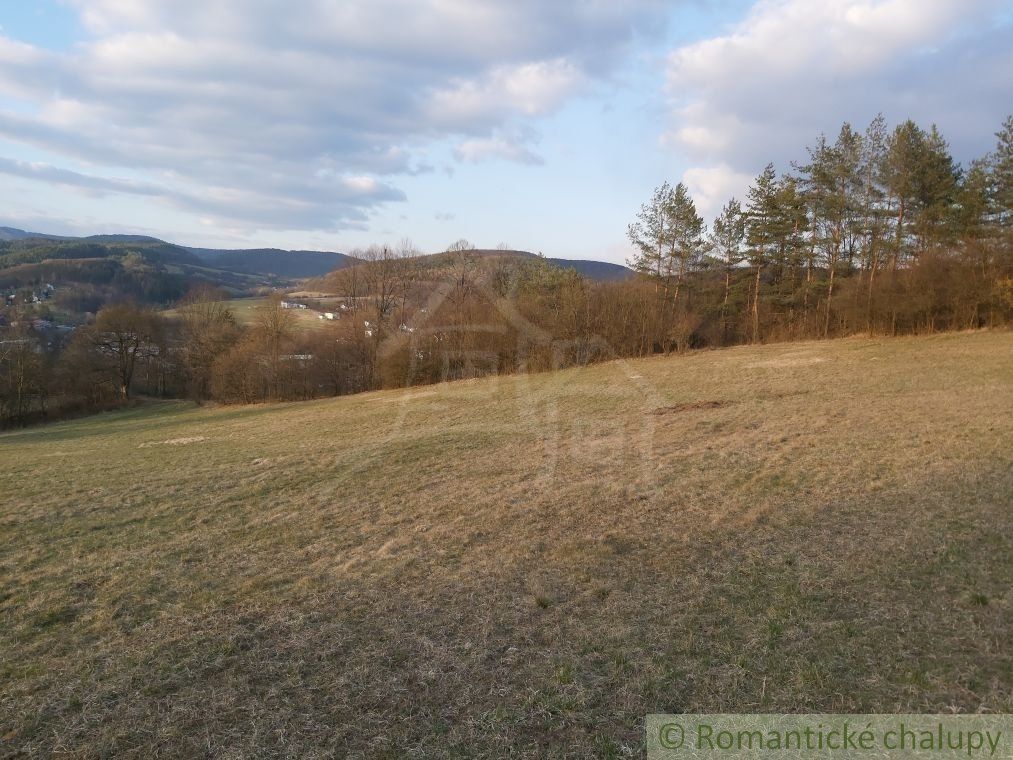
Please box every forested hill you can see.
[465,249,633,281]
[546,257,633,281]
[0,228,354,279]
[0,237,266,310]
[0,232,359,315]
[0,229,632,282]
[186,247,355,278]
[0,226,66,242]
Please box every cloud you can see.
[0,209,196,242]
[664,0,1013,218]
[429,59,585,127]
[682,164,754,221]
[454,127,544,165]
[0,156,164,197]
[0,1,666,231]
[0,155,406,229]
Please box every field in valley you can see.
[163,296,331,331]
[1,331,1011,757]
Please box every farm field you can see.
[164,296,332,331]
[1,331,1010,757]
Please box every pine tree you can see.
[628,182,705,349]
[745,164,779,342]
[884,120,924,272]
[992,115,1013,231]
[798,125,862,336]
[627,182,674,292]
[709,198,745,342]
[882,120,927,332]
[860,114,890,332]
[667,182,705,306]
[773,175,809,328]
[915,125,960,253]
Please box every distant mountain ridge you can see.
[0,226,67,242]
[0,227,355,279]
[0,227,633,282]
[545,258,633,281]
[433,248,633,282]
[187,247,353,278]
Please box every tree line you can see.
[1,115,1010,427]
[629,115,1012,346]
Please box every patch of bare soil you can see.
[747,355,827,368]
[650,400,729,415]
[137,436,207,448]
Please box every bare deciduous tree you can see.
[88,304,164,399]
[178,284,238,400]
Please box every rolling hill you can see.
[186,246,355,279]
[1,331,1009,756]
[546,257,633,281]
[0,226,66,242]
[0,227,355,282]
[1,227,633,287]
[0,236,281,308]
[461,249,634,281]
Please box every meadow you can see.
[1,331,1010,757]
[164,296,330,331]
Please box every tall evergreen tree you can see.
[914,125,960,253]
[666,182,706,306]
[992,115,1013,231]
[798,126,862,336]
[628,180,705,343]
[709,198,746,342]
[745,164,780,342]
[774,175,810,324]
[884,120,925,271]
[859,114,890,331]
[627,182,674,291]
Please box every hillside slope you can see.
[187,246,356,278]
[0,226,65,241]
[0,237,282,310]
[1,227,631,283]
[460,249,634,281]
[0,227,352,283]
[1,332,1010,756]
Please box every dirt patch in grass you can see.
[747,355,827,368]
[650,400,730,414]
[138,435,207,448]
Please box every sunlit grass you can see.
[1,331,1010,757]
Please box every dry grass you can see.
[1,331,1011,758]
[163,297,329,331]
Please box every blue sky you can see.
[0,1,1009,263]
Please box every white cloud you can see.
[0,156,164,197]
[454,127,544,165]
[428,59,585,126]
[665,0,1012,218]
[682,164,754,221]
[0,0,665,232]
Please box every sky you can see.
[0,1,1010,264]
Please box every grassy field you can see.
[164,296,329,331]
[1,331,1011,757]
